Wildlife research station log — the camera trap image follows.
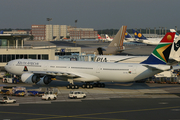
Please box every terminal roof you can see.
[0,34,29,39]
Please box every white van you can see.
[69,91,86,99]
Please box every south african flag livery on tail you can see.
[141,32,176,64]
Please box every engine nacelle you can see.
[21,73,40,84]
[36,75,52,85]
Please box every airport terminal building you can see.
[0,34,82,71]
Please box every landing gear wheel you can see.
[66,85,71,89]
[82,84,86,88]
[98,83,102,87]
[86,84,90,89]
[90,84,93,88]
[48,97,51,100]
[101,83,105,88]
[71,85,75,89]
[75,85,79,89]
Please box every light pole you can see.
[75,20,78,39]
[47,18,52,24]
[75,20,78,28]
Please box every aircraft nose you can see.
[4,62,10,72]
[4,63,8,71]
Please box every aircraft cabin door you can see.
[129,65,137,74]
[43,63,48,71]
[96,65,101,73]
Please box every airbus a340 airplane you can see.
[5,32,176,89]
[81,26,127,55]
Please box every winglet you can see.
[141,32,175,64]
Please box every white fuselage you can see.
[137,38,162,45]
[5,59,162,82]
[95,55,148,63]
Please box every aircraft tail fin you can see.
[0,31,3,34]
[132,29,147,39]
[170,29,179,39]
[141,32,175,64]
[105,34,110,40]
[125,31,132,38]
[169,34,180,62]
[97,34,102,39]
[108,25,127,49]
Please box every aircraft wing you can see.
[27,71,100,82]
[143,65,171,71]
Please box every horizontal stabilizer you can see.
[143,64,171,71]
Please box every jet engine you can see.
[21,73,52,85]
[21,73,40,84]
[36,75,52,85]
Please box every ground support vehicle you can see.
[27,91,44,97]
[42,91,57,100]
[69,91,86,99]
[3,76,19,84]
[12,90,26,97]
[0,96,16,104]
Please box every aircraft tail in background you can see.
[141,32,175,64]
[105,34,113,41]
[132,29,147,39]
[125,31,132,38]
[108,25,127,49]
[97,34,105,40]
[170,29,179,39]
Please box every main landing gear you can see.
[93,82,105,88]
[66,84,79,89]
[66,79,79,89]
[82,83,93,89]
[66,79,105,89]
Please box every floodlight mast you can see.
[47,18,52,24]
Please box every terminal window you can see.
[0,54,49,63]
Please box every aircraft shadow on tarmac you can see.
[29,80,180,90]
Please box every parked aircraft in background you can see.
[81,25,127,55]
[97,34,106,41]
[124,31,135,42]
[170,29,179,39]
[105,34,113,42]
[5,32,176,89]
[95,32,180,65]
[132,29,162,45]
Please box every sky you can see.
[0,0,179,30]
